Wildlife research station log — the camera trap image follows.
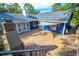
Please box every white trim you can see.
[28,22,30,31]
[15,24,19,33]
[62,23,66,34]
[16,22,30,33]
[39,21,60,26]
[42,25,44,29]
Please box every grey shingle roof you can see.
[0,10,72,23]
[0,13,26,22]
[36,10,72,23]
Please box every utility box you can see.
[2,21,24,55]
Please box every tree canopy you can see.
[24,3,40,14]
[7,3,23,14]
[0,3,40,14]
[0,3,22,14]
[52,3,79,26]
[52,3,61,11]
[0,3,8,12]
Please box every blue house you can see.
[0,13,39,33]
[0,13,31,33]
[36,10,73,34]
[0,9,73,35]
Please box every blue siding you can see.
[30,21,33,29]
[43,25,50,30]
[56,23,65,34]
[39,25,50,30]
[30,21,38,29]
[39,23,66,34]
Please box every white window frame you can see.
[22,22,27,32]
[17,23,22,33]
[26,22,30,31]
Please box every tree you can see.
[52,3,79,26]
[9,3,22,14]
[52,3,61,11]
[71,5,79,26]
[0,3,23,14]
[0,3,8,12]
[24,3,39,14]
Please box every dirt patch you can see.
[19,29,77,56]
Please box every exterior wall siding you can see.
[38,25,49,31]
[15,21,67,34]
[56,23,65,34]
[30,21,38,30]
[38,23,66,34]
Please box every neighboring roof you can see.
[36,10,72,23]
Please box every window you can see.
[23,23,26,31]
[50,25,57,30]
[18,23,22,32]
[33,21,38,27]
[27,22,30,29]
[27,22,29,26]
